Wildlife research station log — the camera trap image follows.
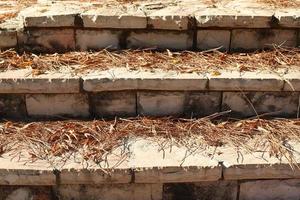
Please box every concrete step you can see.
[0,118,300,200]
[1,0,300,52]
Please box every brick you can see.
[137,92,185,116]
[58,184,162,200]
[184,92,221,117]
[197,30,231,51]
[82,7,147,29]
[163,181,238,200]
[0,94,26,119]
[127,31,193,50]
[0,70,80,94]
[26,94,89,118]
[240,180,300,200]
[283,70,300,91]
[231,29,297,51]
[208,71,284,91]
[75,30,121,51]
[0,30,17,49]
[90,91,136,117]
[18,29,75,53]
[131,139,221,183]
[222,92,299,118]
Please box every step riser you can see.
[1,28,300,52]
[2,180,300,200]
[1,91,299,119]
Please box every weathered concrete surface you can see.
[90,91,136,117]
[18,29,75,53]
[82,6,147,29]
[127,31,193,50]
[83,69,207,92]
[239,179,300,200]
[197,30,231,51]
[0,30,17,49]
[164,181,238,200]
[0,94,26,119]
[131,139,222,183]
[137,92,185,116]
[58,184,162,200]
[76,30,121,50]
[184,92,221,117]
[26,94,89,118]
[0,70,80,93]
[222,91,299,117]
[208,71,284,91]
[231,29,298,51]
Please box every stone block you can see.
[195,8,274,28]
[283,70,300,91]
[163,181,238,200]
[239,180,300,200]
[75,30,121,51]
[90,91,136,117]
[274,10,300,28]
[0,94,27,119]
[231,29,297,51]
[18,29,75,53]
[222,92,299,118]
[0,30,17,49]
[58,184,162,200]
[127,31,193,50]
[82,7,147,29]
[208,71,284,91]
[137,92,185,116]
[0,70,80,93]
[0,187,52,200]
[184,92,221,117]
[197,30,231,51]
[26,94,89,118]
[131,139,221,183]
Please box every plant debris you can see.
[0,47,300,75]
[0,117,299,167]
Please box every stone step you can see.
[0,67,299,119]
[1,1,300,52]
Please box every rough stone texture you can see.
[76,30,121,51]
[0,70,80,93]
[208,71,284,91]
[195,9,274,28]
[137,92,185,116]
[82,7,147,29]
[18,29,75,53]
[58,184,162,200]
[0,30,17,49]
[90,91,136,117]
[0,187,53,200]
[131,139,221,183]
[0,94,27,119]
[127,31,193,50]
[231,29,297,51]
[197,30,231,51]
[0,169,55,186]
[222,92,299,117]
[283,70,300,91]
[239,180,300,200]
[83,69,207,92]
[26,94,89,118]
[184,92,221,117]
[163,181,238,200]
